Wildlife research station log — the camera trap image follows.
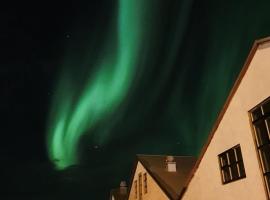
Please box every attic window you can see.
[218,145,246,184]
[134,180,137,199]
[143,173,147,194]
[250,98,270,197]
[138,173,142,200]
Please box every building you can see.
[127,155,196,200]
[181,37,270,199]
[110,181,128,200]
[112,37,270,200]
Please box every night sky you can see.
[2,0,270,199]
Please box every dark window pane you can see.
[237,162,246,178]
[231,164,239,179]
[220,154,228,167]
[266,118,270,132]
[254,120,269,146]
[134,180,137,199]
[228,149,236,164]
[235,146,243,161]
[143,173,147,194]
[262,100,270,115]
[138,173,142,200]
[259,144,270,173]
[252,107,263,121]
[222,167,231,183]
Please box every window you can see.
[143,173,147,194]
[218,145,246,184]
[251,99,270,197]
[138,173,142,200]
[134,180,137,199]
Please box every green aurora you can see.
[47,0,270,171]
[5,0,270,199]
[47,0,153,169]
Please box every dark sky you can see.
[2,0,270,199]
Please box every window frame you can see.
[249,97,270,199]
[218,144,246,184]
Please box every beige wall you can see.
[128,161,169,200]
[182,42,270,200]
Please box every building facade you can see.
[182,37,270,200]
[127,155,196,200]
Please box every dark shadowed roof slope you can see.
[137,155,196,200]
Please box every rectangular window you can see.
[143,173,147,194]
[251,98,270,197]
[218,145,246,184]
[138,173,142,200]
[134,180,137,199]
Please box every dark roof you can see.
[181,36,270,198]
[110,188,127,200]
[137,155,196,200]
